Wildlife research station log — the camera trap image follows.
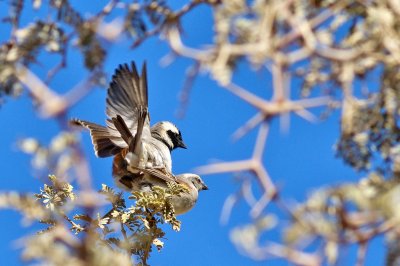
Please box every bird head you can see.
[151,121,187,150]
[182,174,208,191]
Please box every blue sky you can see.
[0,1,385,265]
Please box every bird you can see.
[108,107,208,214]
[169,173,208,215]
[130,167,208,215]
[71,62,187,189]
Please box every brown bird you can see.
[71,62,188,190]
[134,169,208,215]
[110,116,207,215]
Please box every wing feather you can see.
[70,119,122,157]
[129,166,176,184]
[106,62,151,147]
[111,108,148,154]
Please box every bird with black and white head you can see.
[71,62,189,189]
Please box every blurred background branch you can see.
[2,0,400,265]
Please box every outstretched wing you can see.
[105,62,151,147]
[70,119,122,157]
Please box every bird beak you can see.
[202,184,208,190]
[178,140,187,149]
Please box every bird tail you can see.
[70,119,122,157]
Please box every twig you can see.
[356,242,368,266]
[277,0,349,49]
[220,193,240,225]
[252,122,269,160]
[15,65,67,118]
[232,112,267,141]
[177,62,200,118]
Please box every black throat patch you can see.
[166,130,181,150]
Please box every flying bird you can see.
[71,62,188,189]
[109,116,208,215]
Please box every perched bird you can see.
[131,167,208,215]
[170,173,208,215]
[71,62,187,189]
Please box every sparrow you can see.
[71,62,187,188]
[131,167,208,215]
[168,173,208,215]
[109,116,208,215]
[113,113,208,215]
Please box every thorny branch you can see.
[173,0,400,265]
